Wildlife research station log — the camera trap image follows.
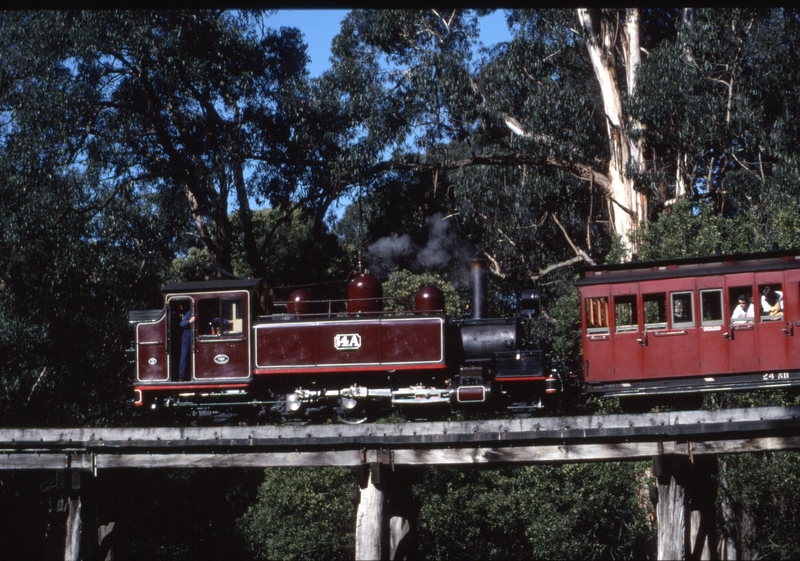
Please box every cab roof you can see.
[162,278,267,294]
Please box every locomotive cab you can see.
[130,278,270,413]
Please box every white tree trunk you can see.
[578,8,647,256]
[675,152,690,198]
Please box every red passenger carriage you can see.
[577,250,800,398]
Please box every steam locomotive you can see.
[129,249,800,422]
[129,259,553,423]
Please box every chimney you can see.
[469,258,488,320]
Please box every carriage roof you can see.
[575,249,800,287]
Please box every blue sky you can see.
[265,9,513,77]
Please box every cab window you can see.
[222,299,244,334]
[198,298,244,336]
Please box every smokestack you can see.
[470,258,488,319]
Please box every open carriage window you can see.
[614,295,638,333]
[585,297,609,334]
[758,284,784,321]
[729,287,754,323]
[643,293,667,330]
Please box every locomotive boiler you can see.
[129,259,552,422]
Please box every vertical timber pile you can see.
[61,467,113,561]
[63,468,86,561]
[654,454,717,561]
[355,464,384,560]
[354,461,419,560]
[64,497,82,561]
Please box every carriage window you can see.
[758,283,784,320]
[614,295,638,333]
[585,297,609,333]
[729,287,754,323]
[670,291,695,328]
[700,289,724,326]
[643,293,667,330]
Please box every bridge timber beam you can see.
[1,405,799,469]
[3,436,800,470]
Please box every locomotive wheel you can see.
[336,403,369,424]
[337,411,369,424]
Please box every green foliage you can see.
[629,8,800,226]
[231,207,349,292]
[382,269,464,317]
[237,467,355,561]
[414,463,654,560]
[721,452,800,560]
[633,200,766,260]
[548,286,582,360]
[518,463,654,560]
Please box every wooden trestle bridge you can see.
[3,405,800,560]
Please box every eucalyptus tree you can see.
[0,12,178,423]
[65,10,315,278]
[0,10,323,423]
[628,8,800,229]
[324,9,652,286]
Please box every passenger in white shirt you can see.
[731,295,754,321]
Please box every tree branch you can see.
[530,255,585,281]
[552,213,596,266]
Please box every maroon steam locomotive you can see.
[129,250,800,422]
[129,259,550,422]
